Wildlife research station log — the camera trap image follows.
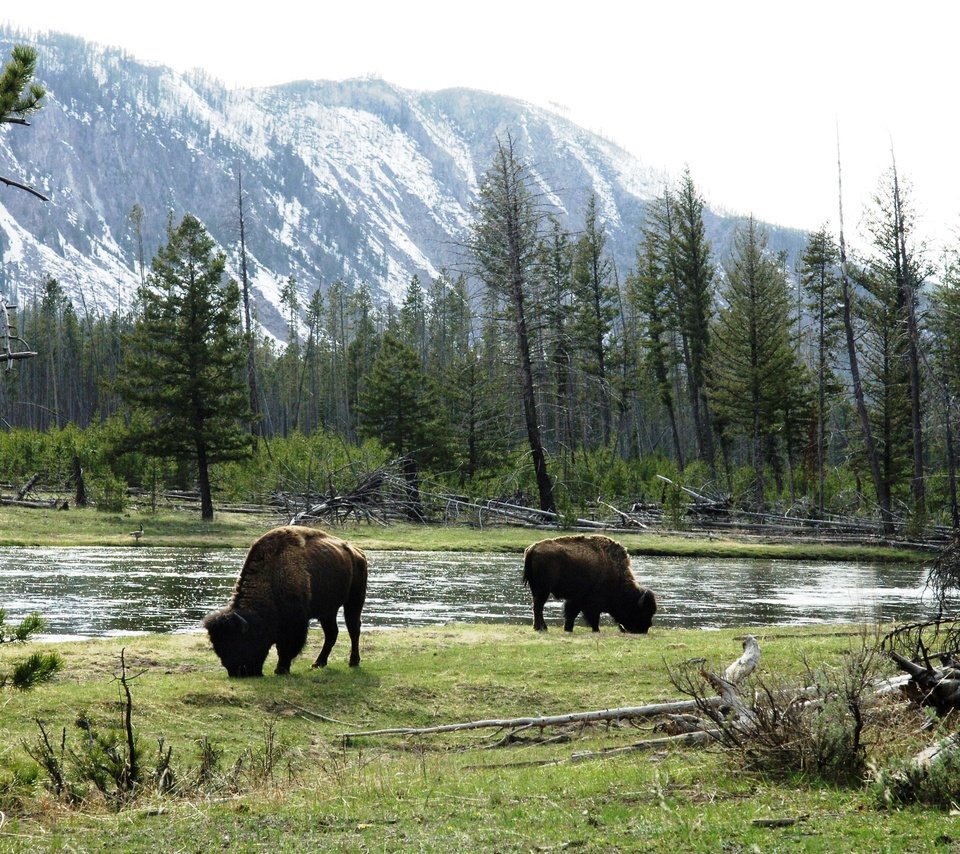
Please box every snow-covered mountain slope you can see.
[0,28,806,340]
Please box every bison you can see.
[523,534,656,633]
[203,526,367,677]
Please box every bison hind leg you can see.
[563,600,582,632]
[530,591,549,631]
[275,618,310,675]
[312,613,339,668]
[344,602,362,667]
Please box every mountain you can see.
[0,28,807,340]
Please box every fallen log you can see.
[888,649,960,714]
[0,497,59,509]
[15,472,41,501]
[343,639,760,746]
[566,731,712,762]
[340,698,719,741]
[912,733,960,769]
[724,634,761,683]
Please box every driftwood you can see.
[570,636,763,762]
[342,637,761,764]
[566,731,711,762]
[341,699,715,741]
[15,472,41,501]
[0,497,59,509]
[887,649,960,715]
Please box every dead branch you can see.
[15,472,42,501]
[911,733,960,769]
[340,699,716,741]
[724,634,761,684]
[343,640,761,753]
[597,499,648,529]
[887,649,960,714]
[565,731,712,763]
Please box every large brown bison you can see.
[523,534,656,633]
[203,526,367,677]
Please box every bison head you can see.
[616,588,658,634]
[203,608,271,677]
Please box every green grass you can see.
[0,505,928,563]
[0,624,953,852]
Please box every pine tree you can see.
[399,275,428,366]
[865,166,928,523]
[346,282,381,434]
[116,214,254,520]
[571,194,617,446]
[628,232,684,469]
[930,247,960,530]
[536,217,575,453]
[0,44,48,200]
[470,136,555,513]
[799,226,844,513]
[710,218,806,509]
[0,610,62,690]
[278,275,302,434]
[357,328,450,466]
[673,169,717,469]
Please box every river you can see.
[0,546,934,640]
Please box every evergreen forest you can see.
[2,50,958,536]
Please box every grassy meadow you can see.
[0,623,953,852]
[0,504,948,850]
[0,503,929,563]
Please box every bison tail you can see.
[522,546,534,588]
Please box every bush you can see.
[874,743,960,809]
[91,474,128,513]
[668,632,893,786]
[0,610,63,690]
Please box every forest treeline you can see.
[1,134,958,532]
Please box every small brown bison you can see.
[203,526,367,677]
[523,534,656,633]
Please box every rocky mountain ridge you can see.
[0,27,806,340]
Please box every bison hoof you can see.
[349,659,360,667]
[312,659,328,668]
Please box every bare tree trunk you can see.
[237,167,261,439]
[837,136,893,532]
[197,441,214,521]
[494,138,555,514]
[891,157,925,521]
[948,397,960,533]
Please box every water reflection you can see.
[0,546,934,639]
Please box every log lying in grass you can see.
[887,649,960,715]
[342,636,761,753]
[341,699,717,740]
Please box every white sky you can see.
[4,1,960,252]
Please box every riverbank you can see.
[0,504,931,562]
[0,623,948,851]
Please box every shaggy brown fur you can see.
[523,534,657,633]
[203,526,367,677]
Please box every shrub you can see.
[874,743,960,809]
[667,632,893,786]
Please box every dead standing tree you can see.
[469,135,556,515]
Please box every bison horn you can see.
[233,612,249,633]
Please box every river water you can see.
[0,546,934,639]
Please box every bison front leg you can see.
[563,600,582,632]
[275,618,309,675]
[312,614,339,668]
